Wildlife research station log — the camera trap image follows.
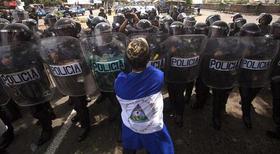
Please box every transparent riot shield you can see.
[238,37,279,88]
[81,32,127,92]
[0,42,53,107]
[40,36,98,96]
[271,47,280,82]
[201,37,241,89]
[163,34,207,83]
[0,84,10,106]
[129,33,169,70]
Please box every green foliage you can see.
[185,0,192,5]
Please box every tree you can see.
[186,0,192,5]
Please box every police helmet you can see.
[194,22,208,35]
[234,18,247,29]
[206,14,221,26]
[136,19,153,30]
[183,16,196,28]
[169,21,185,35]
[162,15,174,32]
[94,22,112,34]
[89,16,109,30]
[0,18,10,30]
[86,15,94,29]
[231,13,243,22]
[112,13,125,32]
[22,19,38,32]
[239,23,261,37]
[257,13,273,25]
[1,23,34,42]
[208,21,229,38]
[177,13,187,22]
[12,10,29,23]
[54,18,81,37]
[44,14,58,27]
[271,20,280,39]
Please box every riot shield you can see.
[163,34,207,83]
[40,36,97,96]
[201,37,241,89]
[128,33,169,70]
[81,32,127,92]
[0,42,53,107]
[271,47,280,82]
[238,37,279,88]
[0,84,10,106]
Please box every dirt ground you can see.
[2,9,280,154]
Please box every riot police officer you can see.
[86,15,94,29]
[11,10,28,23]
[119,11,140,35]
[0,18,10,29]
[134,19,159,34]
[147,8,159,27]
[266,19,280,139]
[160,15,174,33]
[0,102,14,151]
[1,23,55,146]
[192,23,210,109]
[112,13,125,32]
[183,16,196,34]
[0,20,14,150]
[228,13,243,30]
[43,13,58,37]
[205,14,221,26]
[84,16,109,37]
[166,21,196,127]
[229,18,247,36]
[238,23,277,129]
[92,22,123,120]
[53,18,91,141]
[207,21,232,130]
[194,22,208,35]
[171,6,179,22]
[257,13,272,36]
[22,18,43,37]
[177,13,187,22]
[82,22,126,125]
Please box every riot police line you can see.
[0,8,280,151]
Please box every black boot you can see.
[36,129,52,146]
[36,115,53,146]
[78,127,90,142]
[242,103,252,129]
[212,100,221,130]
[73,96,91,142]
[30,103,53,146]
[46,103,56,120]
[193,77,209,110]
[77,108,90,142]
[0,127,14,150]
[0,109,14,150]
[175,114,183,128]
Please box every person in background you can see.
[98,7,107,19]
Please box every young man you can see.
[115,38,174,154]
